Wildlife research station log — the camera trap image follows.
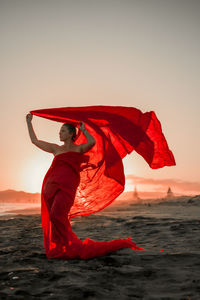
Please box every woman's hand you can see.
[79,122,86,132]
[26,113,33,123]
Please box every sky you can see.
[0,0,200,196]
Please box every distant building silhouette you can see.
[166,187,174,198]
[133,186,141,201]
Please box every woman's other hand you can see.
[79,122,86,132]
[26,113,33,123]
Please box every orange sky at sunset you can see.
[1,1,199,197]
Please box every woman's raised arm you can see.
[26,113,37,143]
[26,113,58,154]
[78,122,96,153]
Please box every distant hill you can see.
[0,189,41,203]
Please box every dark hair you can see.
[63,123,76,141]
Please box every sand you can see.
[0,197,200,299]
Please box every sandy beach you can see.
[0,196,200,300]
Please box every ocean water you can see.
[0,202,41,217]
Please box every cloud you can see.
[125,175,200,193]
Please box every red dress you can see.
[41,151,144,259]
[31,105,176,259]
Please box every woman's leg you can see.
[49,190,74,249]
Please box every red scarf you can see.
[30,105,175,218]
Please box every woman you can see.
[26,113,144,259]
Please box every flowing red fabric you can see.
[30,105,175,259]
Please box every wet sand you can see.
[0,197,200,299]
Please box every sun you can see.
[124,179,134,192]
[21,154,53,193]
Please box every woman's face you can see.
[59,125,72,141]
